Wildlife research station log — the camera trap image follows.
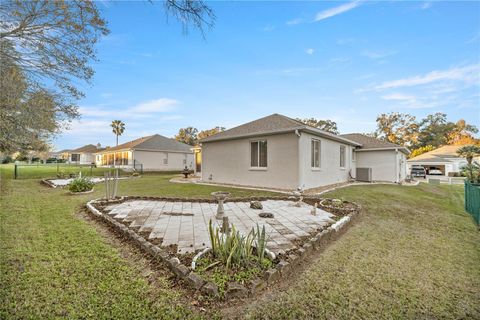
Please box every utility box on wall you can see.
[356,167,372,182]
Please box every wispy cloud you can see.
[130,98,179,113]
[420,2,432,10]
[381,93,416,101]
[314,1,361,22]
[262,24,275,32]
[361,50,397,60]
[286,18,303,26]
[372,64,480,90]
[305,48,315,55]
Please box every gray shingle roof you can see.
[200,114,361,146]
[98,134,192,153]
[71,144,101,153]
[339,133,410,154]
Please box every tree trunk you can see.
[116,134,118,146]
[467,156,473,164]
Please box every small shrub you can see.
[57,170,67,179]
[132,172,140,177]
[68,177,94,193]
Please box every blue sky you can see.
[54,0,480,150]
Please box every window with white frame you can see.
[163,153,168,165]
[251,140,267,167]
[311,139,321,168]
[340,145,346,168]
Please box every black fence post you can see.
[14,164,18,179]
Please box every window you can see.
[311,139,321,168]
[340,145,346,168]
[163,153,168,165]
[251,140,267,167]
[71,154,80,162]
[183,154,187,165]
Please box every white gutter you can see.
[295,130,304,190]
[395,148,399,183]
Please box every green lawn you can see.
[1,172,479,319]
[1,163,129,180]
[242,184,480,319]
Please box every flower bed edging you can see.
[85,196,361,300]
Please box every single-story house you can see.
[95,134,194,171]
[67,144,102,164]
[407,144,477,176]
[198,114,408,191]
[339,133,409,183]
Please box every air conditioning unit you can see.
[356,167,372,182]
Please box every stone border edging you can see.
[85,196,361,300]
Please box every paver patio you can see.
[103,199,336,254]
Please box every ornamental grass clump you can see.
[208,220,269,269]
[68,177,94,193]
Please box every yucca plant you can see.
[254,224,267,261]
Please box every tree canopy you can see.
[296,118,339,134]
[175,126,225,146]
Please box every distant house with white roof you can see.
[407,144,477,176]
[94,134,194,171]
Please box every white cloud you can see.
[286,18,303,26]
[130,98,179,113]
[381,93,416,101]
[361,50,397,60]
[262,25,275,32]
[420,2,432,10]
[305,48,315,55]
[314,1,361,22]
[372,64,480,90]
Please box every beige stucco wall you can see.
[299,132,355,190]
[201,133,299,190]
[356,150,406,182]
[134,150,194,171]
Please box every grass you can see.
[1,163,128,180]
[0,172,277,319]
[242,184,480,319]
[1,169,479,319]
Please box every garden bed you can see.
[86,195,361,300]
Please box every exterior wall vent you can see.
[356,167,372,182]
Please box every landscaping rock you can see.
[167,257,181,269]
[259,212,274,218]
[302,242,313,254]
[288,254,299,266]
[186,273,205,290]
[201,282,218,296]
[276,260,290,275]
[264,268,280,284]
[297,247,306,257]
[225,282,248,299]
[250,279,267,294]
[250,201,263,210]
[173,264,190,278]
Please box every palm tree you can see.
[457,145,480,164]
[111,120,125,146]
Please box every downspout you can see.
[395,148,399,183]
[295,130,303,191]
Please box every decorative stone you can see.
[250,279,267,294]
[259,212,274,218]
[201,282,218,296]
[167,257,181,269]
[186,273,205,289]
[173,264,190,278]
[288,254,299,266]
[225,282,248,299]
[276,260,290,275]
[309,237,319,249]
[297,248,306,257]
[264,268,280,284]
[250,201,263,210]
[303,242,313,254]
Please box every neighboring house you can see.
[198,114,408,191]
[67,144,101,164]
[94,134,194,171]
[339,134,409,183]
[50,149,71,161]
[407,144,477,176]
